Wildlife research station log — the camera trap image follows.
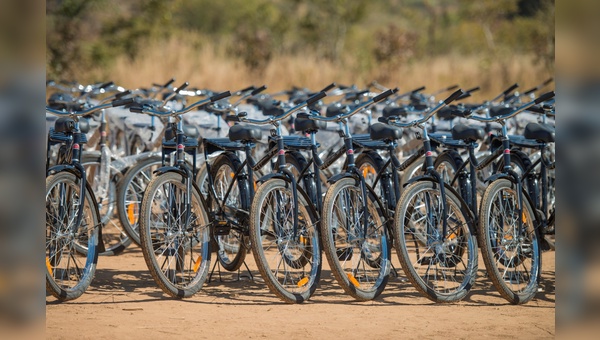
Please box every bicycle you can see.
[45,97,133,301]
[129,85,231,298]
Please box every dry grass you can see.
[89,36,553,101]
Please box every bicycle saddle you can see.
[451,124,485,142]
[228,124,262,142]
[369,122,403,141]
[326,103,349,117]
[524,123,554,143]
[295,113,326,132]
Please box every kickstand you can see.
[390,262,400,279]
[208,259,223,283]
[237,261,254,281]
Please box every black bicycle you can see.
[45,97,133,301]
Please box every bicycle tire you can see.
[394,180,478,303]
[478,178,540,304]
[81,153,131,255]
[138,172,211,298]
[116,155,162,246]
[210,153,249,272]
[249,178,321,303]
[46,171,99,301]
[321,177,391,301]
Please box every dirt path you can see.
[46,248,555,339]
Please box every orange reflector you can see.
[522,213,527,224]
[448,233,457,240]
[362,166,375,178]
[347,273,360,287]
[297,277,309,287]
[127,203,138,225]
[299,235,307,244]
[193,256,202,273]
[504,234,513,240]
[230,172,235,178]
[46,257,53,275]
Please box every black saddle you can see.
[382,105,408,118]
[326,103,349,117]
[524,123,554,143]
[295,113,326,132]
[489,106,513,117]
[369,122,403,141]
[451,124,485,142]
[229,124,262,142]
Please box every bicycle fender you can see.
[153,165,187,178]
[327,172,359,185]
[256,172,291,184]
[404,174,437,188]
[47,164,78,176]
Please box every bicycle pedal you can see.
[214,221,231,236]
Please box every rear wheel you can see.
[116,156,162,246]
[210,153,249,272]
[81,153,130,255]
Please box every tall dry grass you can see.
[89,36,552,101]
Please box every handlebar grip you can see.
[502,83,519,96]
[377,116,388,123]
[466,86,480,94]
[251,85,267,96]
[239,85,255,93]
[534,91,555,104]
[456,92,472,100]
[444,89,464,104]
[445,84,459,92]
[543,77,554,86]
[112,98,135,107]
[411,86,426,94]
[528,105,544,114]
[307,91,327,105]
[373,88,397,103]
[224,115,240,123]
[115,90,131,99]
[319,82,336,93]
[163,78,175,88]
[175,82,189,93]
[129,106,144,113]
[210,91,231,102]
[100,81,114,89]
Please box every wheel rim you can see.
[329,185,388,292]
[145,179,210,290]
[485,186,539,294]
[46,177,97,291]
[400,186,475,295]
[255,184,318,294]
[213,164,243,265]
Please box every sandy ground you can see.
[46,247,555,339]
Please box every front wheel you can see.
[479,178,540,304]
[321,177,391,301]
[249,179,321,303]
[394,180,478,303]
[138,172,211,298]
[46,171,99,301]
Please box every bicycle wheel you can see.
[394,180,477,303]
[46,171,99,301]
[434,150,469,203]
[479,178,540,304]
[138,172,211,298]
[210,153,248,272]
[116,155,162,246]
[321,177,390,301]
[81,153,131,255]
[249,178,321,303]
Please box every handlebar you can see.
[128,91,232,117]
[380,89,465,128]
[457,91,555,123]
[236,91,328,125]
[305,88,398,123]
[46,98,135,117]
